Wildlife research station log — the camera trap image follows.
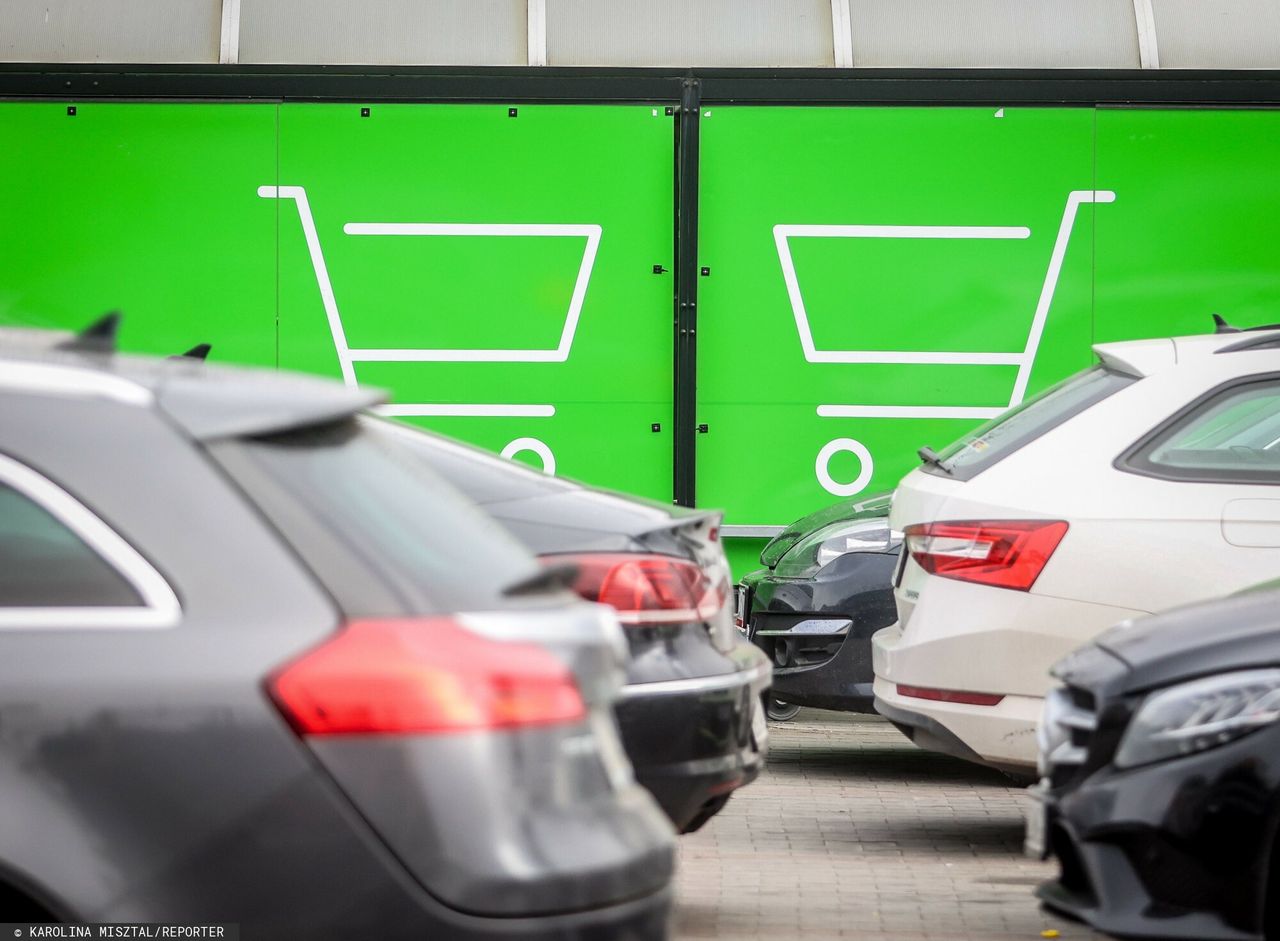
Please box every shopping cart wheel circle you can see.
[501,436,556,476]
[816,438,874,497]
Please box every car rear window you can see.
[927,366,1136,481]
[364,416,578,505]
[215,420,540,614]
[1121,376,1280,484]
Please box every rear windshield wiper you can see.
[917,446,953,475]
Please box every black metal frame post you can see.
[673,75,701,507]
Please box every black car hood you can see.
[1091,582,1280,693]
[759,491,893,569]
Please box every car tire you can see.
[1002,770,1039,787]
[682,795,731,834]
[766,697,801,722]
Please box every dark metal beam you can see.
[0,64,685,103]
[672,74,701,507]
[1,64,1280,106]
[695,67,1280,106]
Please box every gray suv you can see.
[0,326,673,938]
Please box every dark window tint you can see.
[0,483,141,607]
[364,416,576,505]
[1123,377,1280,484]
[218,420,540,614]
[928,366,1137,481]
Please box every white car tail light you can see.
[904,520,1068,591]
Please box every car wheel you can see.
[681,795,731,834]
[766,697,801,722]
[1002,770,1039,787]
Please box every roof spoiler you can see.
[55,311,120,353]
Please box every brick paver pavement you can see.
[674,710,1106,941]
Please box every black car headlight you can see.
[1114,669,1280,769]
[773,518,895,579]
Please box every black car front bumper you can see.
[740,551,898,713]
[1037,728,1280,941]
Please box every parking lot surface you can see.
[674,711,1104,941]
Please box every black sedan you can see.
[739,494,900,718]
[373,419,773,833]
[0,324,674,938]
[1033,579,1280,940]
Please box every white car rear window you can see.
[928,366,1136,481]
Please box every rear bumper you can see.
[615,652,771,832]
[872,670,1044,772]
[312,720,675,916]
[445,883,674,941]
[870,587,1145,769]
[631,744,764,835]
[75,752,674,941]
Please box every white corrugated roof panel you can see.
[238,0,527,66]
[847,0,1142,68]
[1152,0,1280,69]
[0,0,221,63]
[547,0,835,67]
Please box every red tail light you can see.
[904,520,1068,591]
[544,553,726,626]
[268,618,585,735]
[897,684,1005,707]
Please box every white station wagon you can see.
[873,324,1280,774]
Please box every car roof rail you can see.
[1215,332,1280,354]
[54,311,120,354]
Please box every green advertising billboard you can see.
[0,100,678,501]
[270,104,677,499]
[698,106,1280,573]
[0,103,277,366]
[1093,108,1280,345]
[698,106,1098,529]
[1,97,1278,575]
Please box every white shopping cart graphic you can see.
[774,189,1115,497]
[260,184,604,474]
